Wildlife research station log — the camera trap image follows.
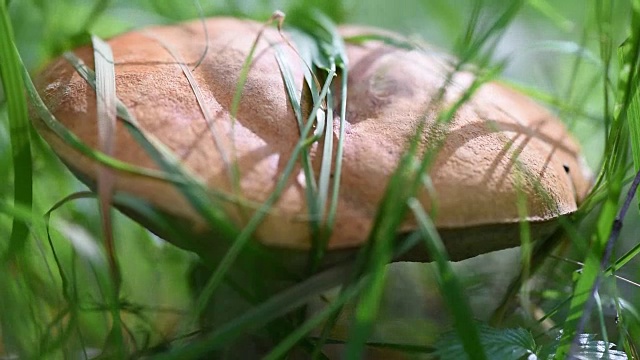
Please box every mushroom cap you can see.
[33,18,591,261]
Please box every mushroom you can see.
[32,16,591,355]
[33,17,591,266]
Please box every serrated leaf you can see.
[549,334,628,360]
[434,324,536,360]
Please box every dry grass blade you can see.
[90,34,126,356]
[141,30,241,208]
[91,35,120,286]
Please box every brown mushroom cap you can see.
[33,17,591,262]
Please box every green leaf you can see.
[547,333,628,360]
[434,324,535,360]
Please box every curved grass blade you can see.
[153,262,355,359]
[89,34,127,357]
[60,52,239,240]
[0,0,32,258]
[285,8,349,270]
[409,198,487,360]
[557,2,640,356]
[141,29,241,210]
[274,44,321,248]
[91,35,120,286]
[193,64,337,324]
[341,30,503,357]
[263,276,368,360]
[23,61,185,184]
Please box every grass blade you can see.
[409,198,487,360]
[556,2,640,356]
[154,263,355,359]
[0,0,32,258]
[263,276,368,360]
[90,34,125,356]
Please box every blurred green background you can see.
[2,0,639,358]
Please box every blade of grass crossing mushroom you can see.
[345,148,421,359]
[325,66,347,244]
[274,47,321,244]
[193,65,338,320]
[90,35,120,286]
[317,20,349,268]
[61,52,241,243]
[408,198,487,360]
[345,54,498,359]
[230,12,285,118]
[23,57,185,184]
[315,78,335,259]
[89,35,126,355]
[141,30,241,202]
[287,9,349,269]
[0,1,32,258]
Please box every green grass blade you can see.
[627,0,640,210]
[606,240,640,276]
[23,62,184,184]
[0,0,32,258]
[456,0,525,64]
[325,66,347,243]
[154,263,355,359]
[409,198,487,360]
[527,0,574,32]
[90,34,125,356]
[61,51,239,239]
[193,65,337,322]
[274,45,321,249]
[556,3,640,354]
[344,152,417,359]
[317,87,334,230]
[141,30,238,193]
[285,9,349,269]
